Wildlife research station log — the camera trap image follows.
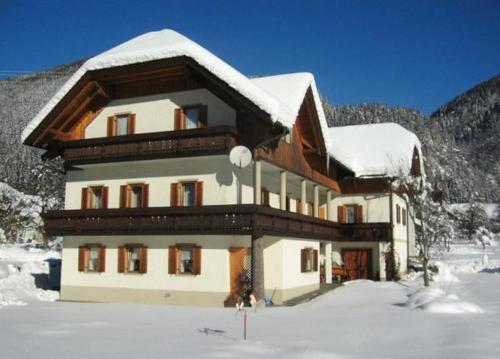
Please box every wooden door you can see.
[342,249,371,280]
[229,247,250,296]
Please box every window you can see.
[301,248,318,273]
[402,208,407,226]
[120,184,149,208]
[337,205,363,224]
[174,105,207,130]
[81,186,108,209]
[346,205,356,224]
[396,204,401,224]
[168,245,202,275]
[107,114,136,136]
[118,245,147,274]
[170,181,203,207]
[78,244,105,273]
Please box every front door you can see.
[342,248,371,280]
[229,247,251,297]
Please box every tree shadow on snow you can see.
[197,328,238,342]
[480,267,500,273]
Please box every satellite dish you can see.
[229,146,252,168]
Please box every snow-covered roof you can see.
[326,123,423,177]
[21,29,329,149]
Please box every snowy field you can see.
[0,242,499,359]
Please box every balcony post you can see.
[251,234,265,300]
[280,170,287,210]
[324,242,333,284]
[300,179,307,215]
[313,185,319,218]
[326,190,333,221]
[254,160,262,205]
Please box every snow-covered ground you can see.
[0,241,499,359]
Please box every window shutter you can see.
[319,207,326,219]
[142,184,149,208]
[296,199,301,214]
[98,246,106,272]
[81,188,89,209]
[307,203,312,216]
[313,249,318,271]
[396,205,401,223]
[195,181,203,206]
[117,246,125,273]
[286,196,291,212]
[356,205,363,223]
[193,246,202,275]
[300,249,306,273]
[262,190,270,206]
[128,114,136,134]
[170,183,179,207]
[403,209,407,226]
[119,185,127,208]
[78,246,86,272]
[174,108,184,130]
[168,246,177,274]
[102,187,109,209]
[337,206,345,223]
[199,105,208,128]
[139,246,148,274]
[107,116,116,136]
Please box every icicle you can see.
[326,152,330,173]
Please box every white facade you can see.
[85,89,236,139]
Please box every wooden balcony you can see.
[43,205,391,242]
[56,126,238,166]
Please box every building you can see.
[22,30,422,306]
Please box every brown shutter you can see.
[168,246,177,274]
[396,205,401,223]
[128,114,136,134]
[120,185,127,208]
[195,181,203,206]
[356,205,363,223]
[142,184,149,208]
[98,246,106,272]
[313,249,318,271]
[199,105,207,128]
[170,183,179,207]
[193,246,202,275]
[139,246,148,274]
[78,246,86,272]
[117,246,125,273]
[102,187,109,209]
[296,199,301,213]
[174,108,184,130]
[403,209,407,225]
[300,249,306,273]
[107,116,116,136]
[262,190,270,206]
[337,206,345,223]
[81,188,89,209]
[286,196,291,212]
[319,207,326,219]
[308,203,312,216]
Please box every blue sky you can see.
[1,0,499,114]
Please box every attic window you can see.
[174,106,207,130]
[107,114,136,136]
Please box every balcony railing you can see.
[340,222,392,242]
[43,204,391,242]
[59,126,238,165]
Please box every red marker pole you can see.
[243,310,247,341]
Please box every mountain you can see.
[0,61,84,207]
[323,75,500,203]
